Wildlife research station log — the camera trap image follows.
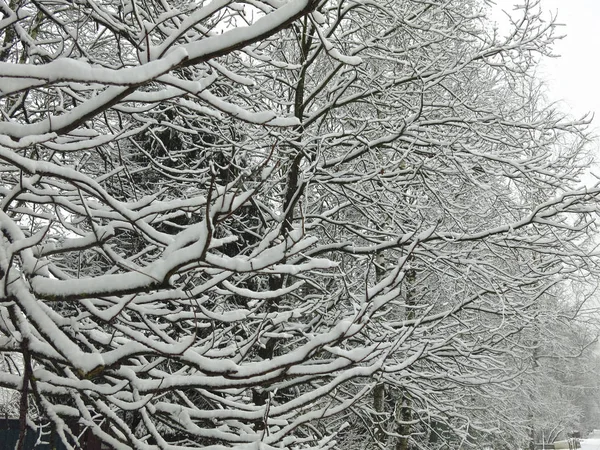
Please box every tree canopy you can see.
[0,0,599,449]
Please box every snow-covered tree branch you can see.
[1,0,599,448]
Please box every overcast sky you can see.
[493,1,599,121]
[492,0,600,182]
[536,0,600,127]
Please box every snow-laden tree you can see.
[504,295,600,449]
[1,0,599,449]
[251,0,600,448]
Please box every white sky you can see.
[492,0,600,181]
[492,0,600,123]
[535,0,600,128]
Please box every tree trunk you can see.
[396,267,416,450]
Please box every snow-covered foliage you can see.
[0,0,599,448]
